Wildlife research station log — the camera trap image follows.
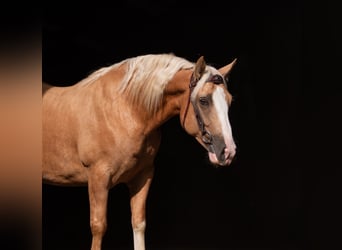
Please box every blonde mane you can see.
[78,54,194,114]
[117,53,194,114]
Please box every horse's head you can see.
[180,56,237,166]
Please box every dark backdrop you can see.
[43,1,341,250]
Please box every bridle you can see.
[182,72,225,146]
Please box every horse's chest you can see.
[115,131,161,182]
[123,135,161,167]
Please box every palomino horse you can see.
[43,53,237,250]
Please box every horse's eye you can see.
[199,97,209,106]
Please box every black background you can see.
[43,1,341,250]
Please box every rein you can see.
[182,72,224,145]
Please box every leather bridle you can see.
[182,72,225,145]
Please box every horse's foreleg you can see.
[128,167,154,250]
[88,170,110,250]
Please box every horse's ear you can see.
[194,56,206,81]
[219,58,237,81]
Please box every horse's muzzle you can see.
[208,136,236,166]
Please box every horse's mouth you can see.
[195,135,236,166]
[208,151,233,166]
[207,143,236,167]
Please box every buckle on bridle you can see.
[202,130,212,144]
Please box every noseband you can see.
[182,72,224,145]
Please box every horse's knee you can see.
[90,218,107,235]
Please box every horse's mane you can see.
[80,53,194,114]
[118,53,194,114]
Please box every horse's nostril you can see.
[222,147,226,155]
[219,148,226,162]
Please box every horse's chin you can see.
[208,152,232,167]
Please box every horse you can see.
[43,53,237,250]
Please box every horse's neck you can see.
[43,69,190,137]
[144,70,191,132]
